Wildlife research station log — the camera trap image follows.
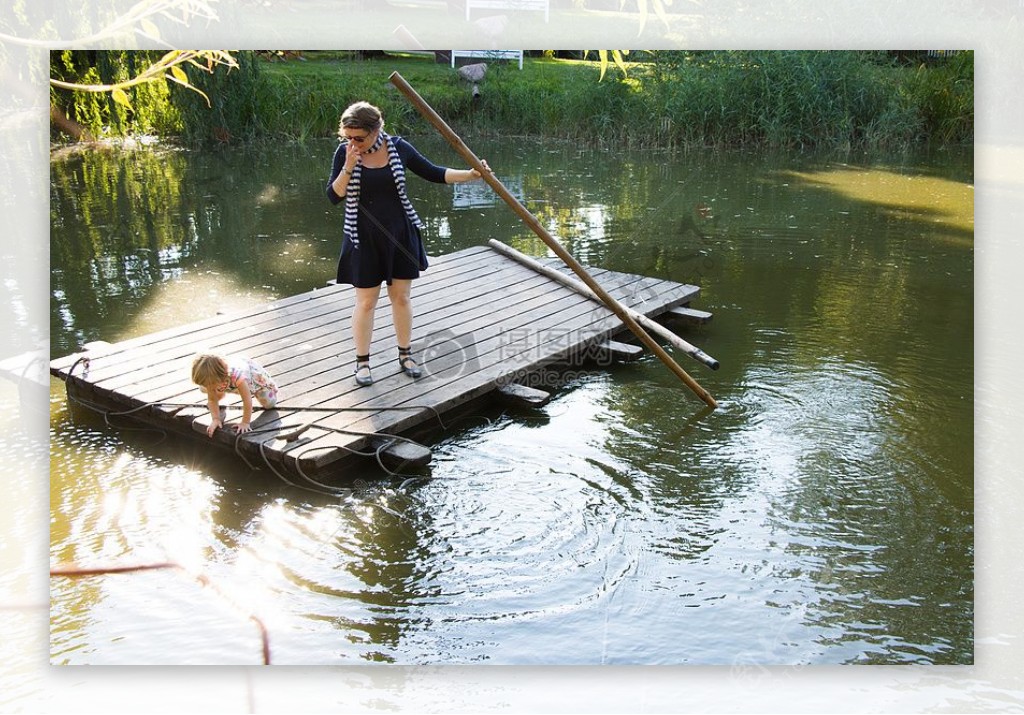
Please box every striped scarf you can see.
[343,130,423,248]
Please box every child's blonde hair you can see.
[191,353,228,387]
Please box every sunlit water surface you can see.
[48,138,972,664]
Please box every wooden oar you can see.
[487,239,720,371]
[389,71,718,409]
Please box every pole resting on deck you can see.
[388,71,718,409]
[488,239,720,371]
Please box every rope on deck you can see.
[59,357,452,496]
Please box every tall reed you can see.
[644,51,937,149]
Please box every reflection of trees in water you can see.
[51,148,192,351]
[328,490,443,661]
[49,147,288,352]
[417,142,971,397]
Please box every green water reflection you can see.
[49,138,972,664]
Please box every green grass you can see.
[256,52,482,141]
[251,52,643,145]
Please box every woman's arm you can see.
[397,137,488,184]
[443,166,487,184]
[326,142,359,204]
[396,138,450,184]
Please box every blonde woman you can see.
[326,101,487,386]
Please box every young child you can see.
[191,353,279,437]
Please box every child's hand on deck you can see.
[235,421,252,434]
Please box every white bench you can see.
[450,50,524,70]
[465,0,549,22]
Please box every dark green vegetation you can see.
[50,50,972,150]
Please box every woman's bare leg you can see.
[352,285,381,359]
[387,279,414,349]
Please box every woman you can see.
[326,101,487,386]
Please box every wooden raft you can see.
[49,245,708,476]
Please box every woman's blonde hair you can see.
[338,101,383,138]
[191,354,228,386]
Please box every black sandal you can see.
[397,346,422,379]
[354,353,373,386]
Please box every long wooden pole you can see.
[488,239,720,371]
[389,71,717,409]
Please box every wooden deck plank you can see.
[101,258,569,411]
[55,246,501,385]
[52,246,708,476]
[245,272,689,466]
[78,256,669,409]
[271,273,695,468]
[76,267,691,456]
[66,268,685,416]
[81,256,543,401]
[173,266,682,463]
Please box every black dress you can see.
[326,137,448,288]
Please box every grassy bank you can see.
[54,50,973,150]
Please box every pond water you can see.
[48,136,973,665]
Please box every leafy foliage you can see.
[583,50,631,81]
[50,51,239,141]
